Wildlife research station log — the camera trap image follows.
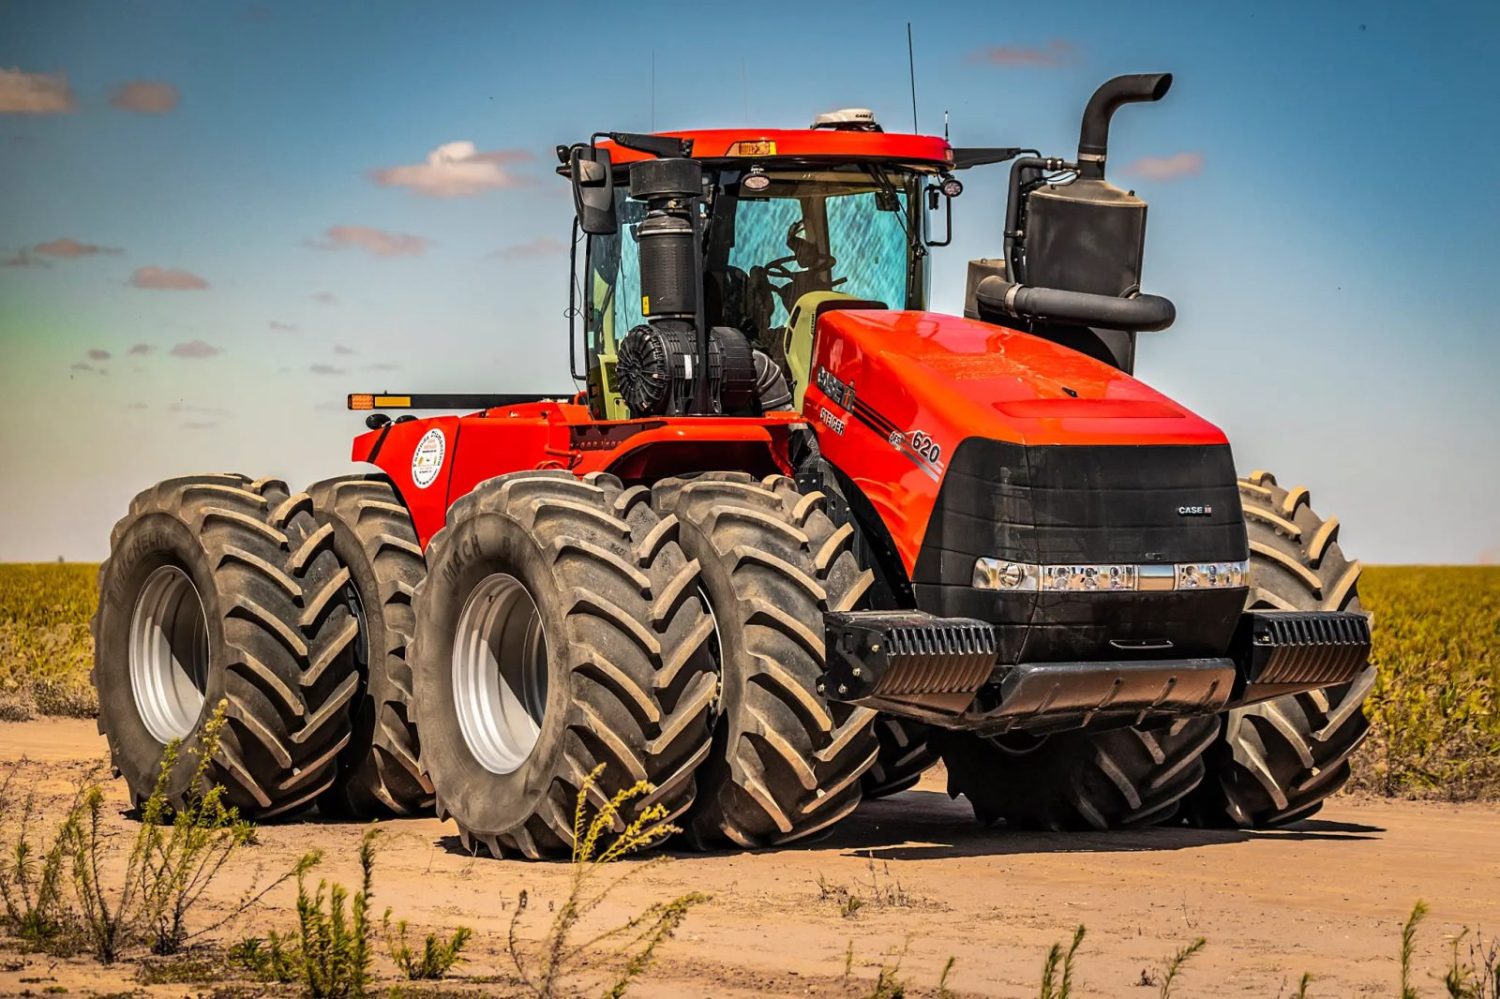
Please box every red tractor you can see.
[92,75,1374,855]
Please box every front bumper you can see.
[822,608,1372,736]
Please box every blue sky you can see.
[1,0,1496,563]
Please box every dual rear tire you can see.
[94,468,875,855]
[93,475,358,818]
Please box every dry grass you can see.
[1354,566,1500,800]
[0,564,96,720]
[0,702,299,964]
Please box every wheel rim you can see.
[451,573,550,775]
[129,564,209,744]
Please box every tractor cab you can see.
[568,120,954,420]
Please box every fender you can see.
[353,402,803,548]
[352,416,464,544]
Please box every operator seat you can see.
[782,291,887,410]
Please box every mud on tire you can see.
[937,717,1218,830]
[308,476,433,817]
[92,474,359,819]
[652,472,879,848]
[410,471,717,859]
[1184,470,1375,829]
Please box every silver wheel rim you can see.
[129,565,209,744]
[452,573,550,775]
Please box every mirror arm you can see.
[928,191,955,248]
[567,216,584,382]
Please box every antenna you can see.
[944,109,950,141]
[906,22,918,132]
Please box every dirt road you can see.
[2,718,1496,997]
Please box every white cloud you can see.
[35,238,122,258]
[1123,152,1205,181]
[311,225,429,258]
[370,141,531,197]
[0,68,76,114]
[170,340,222,359]
[132,266,209,290]
[110,80,179,114]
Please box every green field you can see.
[2,563,1495,800]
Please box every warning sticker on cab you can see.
[411,427,446,489]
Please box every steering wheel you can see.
[763,221,836,281]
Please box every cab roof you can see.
[594,128,954,169]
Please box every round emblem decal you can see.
[411,427,446,489]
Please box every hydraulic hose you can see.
[973,275,1176,333]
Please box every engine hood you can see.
[805,309,1233,575]
[810,309,1226,449]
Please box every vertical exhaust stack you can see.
[976,72,1179,359]
[1076,73,1173,180]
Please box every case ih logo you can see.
[1177,504,1213,517]
[815,367,856,409]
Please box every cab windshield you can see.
[583,163,927,417]
[704,166,925,353]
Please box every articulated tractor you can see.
[93,74,1374,856]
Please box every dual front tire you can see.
[410,470,879,855]
[938,471,1376,832]
[409,471,717,857]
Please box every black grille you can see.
[916,439,1247,572]
[913,439,1249,664]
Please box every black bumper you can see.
[823,608,1372,735]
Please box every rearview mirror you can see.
[570,146,617,235]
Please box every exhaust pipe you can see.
[973,275,1176,333]
[1077,73,1172,179]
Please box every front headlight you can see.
[973,557,1248,593]
[1175,561,1248,590]
[972,558,1038,591]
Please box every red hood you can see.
[805,309,1230,574]
[813,309,1226,447]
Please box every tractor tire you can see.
[410,471,716,859]
[1184,470,1375,829]
[652,472,879,849]
[308,476,434,817]
[862,716,939,799]
[936,717,1219,830]
[92,474,359,819]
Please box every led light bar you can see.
[973,557,1248,593]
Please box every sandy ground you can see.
[1,718,1497,998]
